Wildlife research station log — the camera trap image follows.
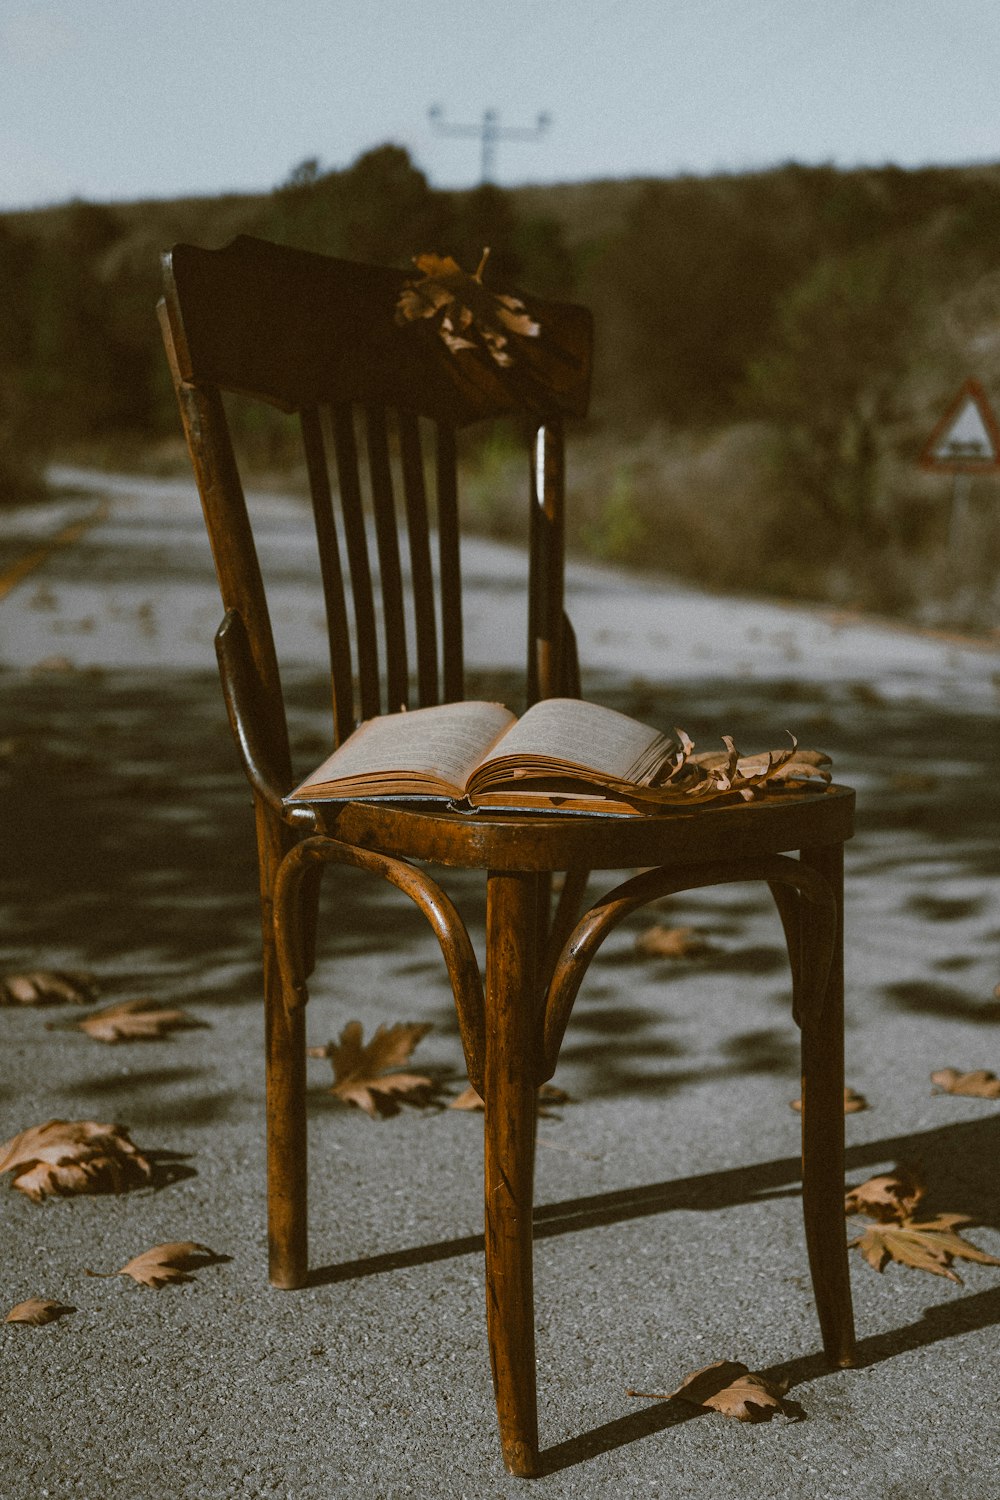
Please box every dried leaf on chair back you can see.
[308,1021,434,1117]
[394,249,539,368]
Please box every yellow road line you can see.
[0,498,111,603]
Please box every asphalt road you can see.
[1,470,999,1499]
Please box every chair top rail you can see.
[161,235,592,427]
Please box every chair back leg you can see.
[800,842,857,1366]
[259,800,309,1289]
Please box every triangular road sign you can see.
[921,378,1000,473]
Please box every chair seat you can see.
[294,782,855,870]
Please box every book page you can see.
[289,701,515,799]
[473,697,663,782]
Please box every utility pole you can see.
[428,106,551,184]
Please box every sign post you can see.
[919,378,1000,547]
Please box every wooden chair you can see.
[159,234,856,1477]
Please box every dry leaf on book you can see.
[628,1360,799,1422]
[1,970,97,1006]
[684,739,832,802]
[50,998,208,1043]
[449,1082,570,1116]
[930,1067,1000,1099]
[5,1298,75,1326]
[0,1119,153,1201]
[309,1021,434,1117]
[86,1242,218,1289]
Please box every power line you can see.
[428,105,551,184]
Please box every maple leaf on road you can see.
[635,924,711,959]
[0,1119,153,1201]
[930,1067,1000,1099]
[1,970,97,1006]
[790,1085,868,1114]
[86,1242,218,1289]
[5,1297,75,1326]
[629,1359,799,1422]
[844,1166,925,1222]
[449,1082,570,1117]
[54,998,208,1043]
[308,1021,433,1117]
[850,1214,1000,1283]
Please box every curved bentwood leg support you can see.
[257,804,309,1290]
[541,854,836,1080]
[267,834,485,1296]
[541,850,854,1370]
[484,870,542,1478]
[273,835,486,1089]
[800,842,856,1367]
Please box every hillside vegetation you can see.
[3,146,999,628]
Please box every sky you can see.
[2,0,999,212]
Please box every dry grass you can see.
[56,413,999,635]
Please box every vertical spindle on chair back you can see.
[159,235,592,796]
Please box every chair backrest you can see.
[159,235,592,803]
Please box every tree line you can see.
[2,145,998,620]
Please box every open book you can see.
[285,698,831,816]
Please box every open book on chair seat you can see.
[285,697,831,815]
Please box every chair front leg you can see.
[799,842,856,1367]
[483,870,542,1478]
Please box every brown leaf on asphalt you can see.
[629,1359,796,1422]
[790,1085,868,1114]
[449,1083,484,1111]
[449,1082,570,1117]
[635,924,711,959]
[844,1166,925,1222]
[0,1119,153,1201]
[930,1067,1000,1099]
[889,771,939,793]
[849,1214,1000,1283]
[5,1297,75,1326]
[87,1242,217,1289]
[308,1021,433,1117]
[60,998,208,1043]
[0,970,98,1006]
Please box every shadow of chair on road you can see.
[306,1110,1000,1473]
